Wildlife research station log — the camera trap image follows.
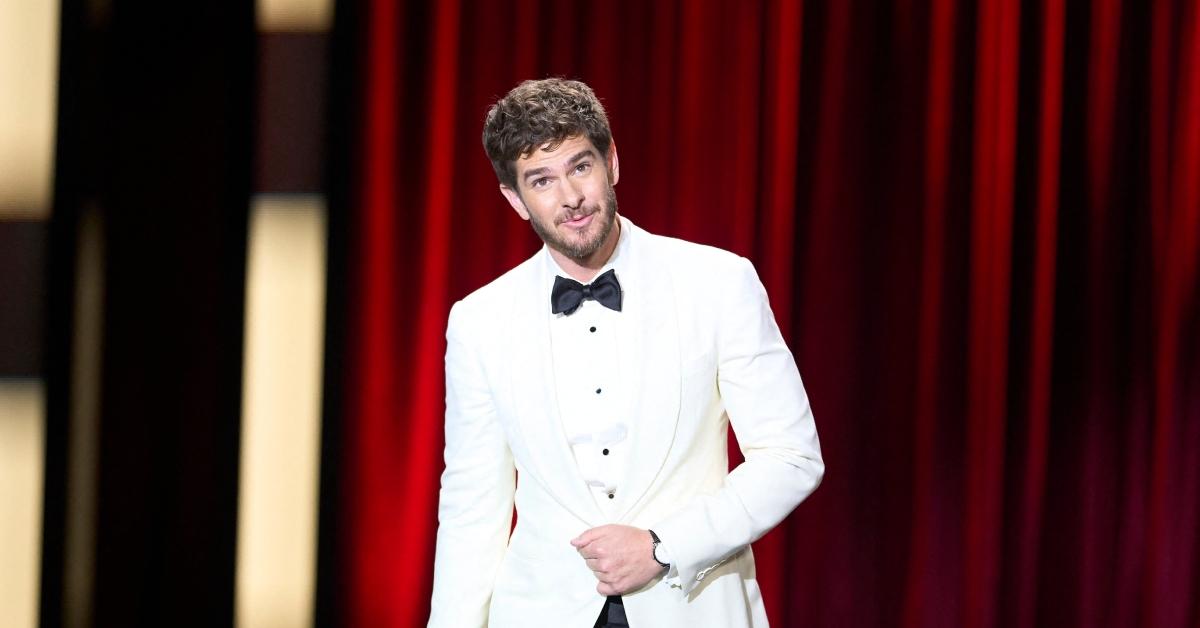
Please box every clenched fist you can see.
[571,524,666,596]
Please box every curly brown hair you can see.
[482,78,613,191]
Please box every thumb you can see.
[571,526,602,548]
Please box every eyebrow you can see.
[521,149,598,184]
[565,149,597,167]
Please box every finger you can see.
[571,528,600,548]
[578,542,605,559]
[572,524,613,548]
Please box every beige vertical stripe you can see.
[0,380,45,628]
[236,195,327,628]
[0,2,60,624]
[0,0,59,218]
[64,205,105,628]
[257,0,333,31]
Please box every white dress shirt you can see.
[544,217,677,572]
[546,219,633,518]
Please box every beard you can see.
[526,183,619,262]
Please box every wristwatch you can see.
[648,529,669,570]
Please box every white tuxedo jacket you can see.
[428,218,823,627]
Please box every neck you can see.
[549,217,621,283]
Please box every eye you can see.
[530,177,550,189]
[573,162,592,175]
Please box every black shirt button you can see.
[602,448,610,455]
[607,492,615,499]
[595,388,602,394]
[589,326,597,332]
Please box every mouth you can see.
[559,211,596,230]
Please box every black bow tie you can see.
[551,269,623,315]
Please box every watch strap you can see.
[648,529,669,569]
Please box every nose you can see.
[560,177,584,209]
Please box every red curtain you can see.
[331,0,1200,626]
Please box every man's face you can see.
[500,135,619,262]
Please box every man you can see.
[428,78,823,628]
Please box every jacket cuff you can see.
[651,517,739,595]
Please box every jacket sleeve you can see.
[428,301,515,627]
[651,256,824,594]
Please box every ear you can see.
[500,184,530,220]
[607,139,620,186]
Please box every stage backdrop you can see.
[320,0,1200,626]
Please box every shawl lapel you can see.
[611,222,681,521]
[507,254,605,526]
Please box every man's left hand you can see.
[571,524,665,595]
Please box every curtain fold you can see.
[328,0,1200,625]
